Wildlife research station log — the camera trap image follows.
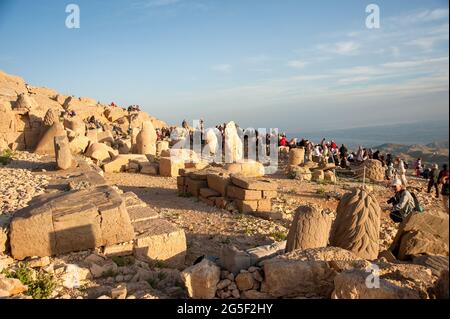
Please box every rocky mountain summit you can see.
[0,70,448,300]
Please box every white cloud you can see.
[212,64,232,74]
[320,41,360,56]
[287,60,307,69]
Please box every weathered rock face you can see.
[9,185,135,260]
[34,122,66,156]
[54,136,73,170]
[390,212,449,260]
[286,205,333,253]
[136,121,157,156]
[332,262,436,299]
[0,70,168,151]
[224,121,243,163]
[330,187,381,260]
[261,247,363,298]
[181,259,221,299]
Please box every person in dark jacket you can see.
[388,179,416,223]
[428,164,440,198]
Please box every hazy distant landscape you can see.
[291,120,449,166]
[293,120,449,148]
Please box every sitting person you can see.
[388,179,416,223]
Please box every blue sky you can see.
[0,0,448,132]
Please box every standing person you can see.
[415,158,423,177]
[395,157,408,187]
[427,164,440,198]
[439,164,449,214]
[356,146,364,162]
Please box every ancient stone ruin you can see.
[329,187,381,260]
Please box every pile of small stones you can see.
[0,167,49,214]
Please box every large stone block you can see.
[262,247,362,298]
[159,157,184,177]
[186,178,208,197]
[390,212,449,260]
[230,175,278,191]
[9,186,135,260]
[207,173,231,197]
[133,219,186,269]
[181,259,221,299]
[225,160,265,177]
[227,185,262,200]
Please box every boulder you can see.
[286,205,333,253]
[390,212,449,260]
[34,122,66,156]
[63,118,86,136]
[159,157,184,177]
[136,121,157,156]
[332,261,435,299]
[262,247,363,298]
[54,136,73,170]
[330,187,381,260]
[85,143,116,163]
[69,135,90,154]
[235,272,255,291]
[181,259,221,299]
[9,185,135,260]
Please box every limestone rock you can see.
[43,108,59,126]
[103,154,148,173]
[355,159,385,182]
[288,148,305,166]
[286,205,333,253]
[133,218,187,269]
[181,259,221,299]
[332,261,435,299]
[330,187,381,260]
[9,185,135,260]
[235,272,255,291]
[136,121,157,156]
[85,143,116,163]
[390,212,449,261]
[69,135,90,154]
[34,122,66,156]
[0,274,28,297]
[226,160,265,177]
[14,93,37,111]
[54,136,73,170]
[262,247,362,298]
